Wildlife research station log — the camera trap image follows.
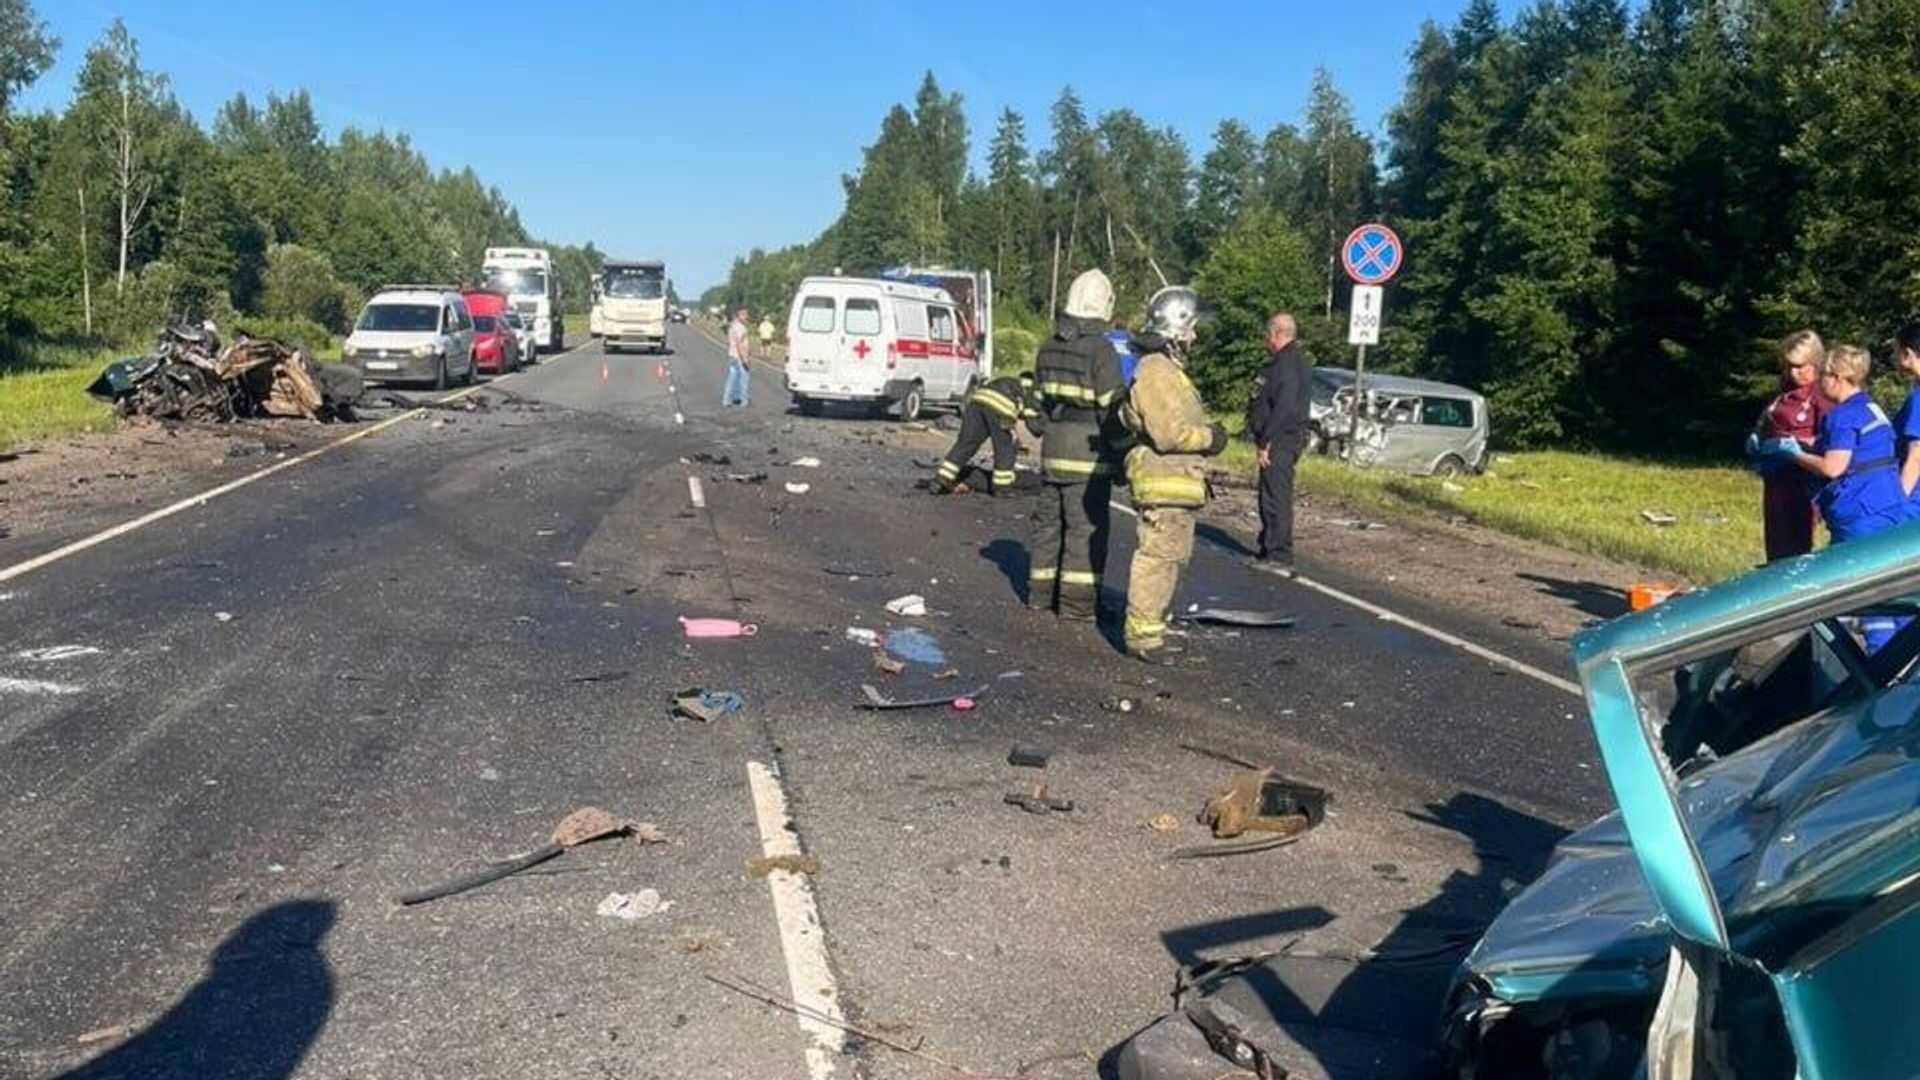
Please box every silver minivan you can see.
[1308,368,1489,476]
[343,286,477,390]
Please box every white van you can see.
[784,276,985,421]
[343,286,476,389]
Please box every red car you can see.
[461,289,522,376]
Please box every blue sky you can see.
[22,1,1517,294]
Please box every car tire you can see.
[896,383,924,423]
[461,353,475,386]
[796,395,823,417]
[1433,454,1467,478]
[432,355,450,391]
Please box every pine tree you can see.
[1299,71,1379,317]
[982,108,1038,306]
[1188,119,1259,259]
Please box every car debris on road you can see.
[396,807,663,906]
[1004,780,1074,814]
[671,688,743,723]
[88,323,361,424]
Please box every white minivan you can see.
[784,276,985,420]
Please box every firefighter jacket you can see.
[967,375,1034,429]
[1120,346,1224,509]
[1033,316,1129,482]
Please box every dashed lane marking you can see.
[746,760,845,1080]
[1108,500,1583,698]
[688,476,706,509]
[15,645,102,662]
[0,340,593,587]
[0,677,82,696]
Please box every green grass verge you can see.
[1212,439,1764,584]
[0,347,118,449]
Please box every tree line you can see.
[708,0,1920,451]
[0,5,602,357]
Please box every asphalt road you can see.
[0,325,1610,1080]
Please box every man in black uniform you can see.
[1245,312,1310,577]
[1027,269,1127,620]
[932,374,1034,495]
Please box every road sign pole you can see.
[1349,343,1366,460]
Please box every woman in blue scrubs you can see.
[1787,345,1913,650]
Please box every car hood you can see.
[1460,678,1920,1013]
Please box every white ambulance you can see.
[783,275,988,421]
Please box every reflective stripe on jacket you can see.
[1122,352,1216,509]
[967,376,1029,425]
[1033,317,1128,483]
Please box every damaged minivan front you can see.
[1120,524,1920,1079]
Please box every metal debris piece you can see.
[396,807,661,906]
[746,853,821,877]
[88,324,359,423]
[858,683,989,710]
[1004,780,1074,814]
[1007,745,1050,769]
[1175,609,1296,629]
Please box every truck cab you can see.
[481,246,563,354]
[599,260,668,353]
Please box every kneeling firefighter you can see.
[1027,268,1129,620]
[933,373,1036,495]
[1120,286,1228,662]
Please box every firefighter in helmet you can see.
[1120,286,1228,662]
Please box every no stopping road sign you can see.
[1342,223,1403,285]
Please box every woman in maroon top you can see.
[1755,329,1831,560]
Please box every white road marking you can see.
[687,476,706,509]
[1109,500,1582,697]
[674,411,685,425]
[745,760,844,1080]
[0,676,82,696]
[0,340,592,587]
[15,645,102,662]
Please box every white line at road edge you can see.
[0,340,592,587]
[1110,501,1583,698]
[687,476,706,509]
[745,760,845,1080]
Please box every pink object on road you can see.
[679,617,758,639]
[951,697,977,711]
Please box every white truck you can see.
[481,246,563,354]
[598,260,669,353]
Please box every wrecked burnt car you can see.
[1119,526,1920,1079]
[88,323,361,423]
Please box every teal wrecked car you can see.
[1120,526,1920,1079]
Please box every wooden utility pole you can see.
[1048,231,1062,317]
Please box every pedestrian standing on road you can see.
[723,307,751,408]
[1245,313,1310,577]
[757,316,776,360]
[1890,323,1920,499]
[1119,287,1229,663]
[1026,269,1126,621]
[1750,329,1830,560]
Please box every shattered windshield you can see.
[605,270,664,300]
[485,269,548,297]
[355,304,439,333]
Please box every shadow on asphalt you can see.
[1100,792,1569,1079]
[1195,521,1259,560]
[1516,572,1630,620]
[52,900,337,1080]
[979,539,1029,604]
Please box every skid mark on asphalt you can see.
[0,339,594,588]
[1108,499,1583,698]
[746,760,847,1079]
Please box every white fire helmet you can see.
[1063,269,1114,321]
